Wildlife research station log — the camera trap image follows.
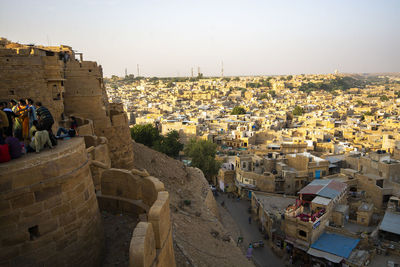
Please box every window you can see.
[298,230,307,238]
[52,84,61,100]
[29,225,40,241]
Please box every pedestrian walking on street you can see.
[246,244,253,260]
[248,216,252,224]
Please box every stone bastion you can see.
[0,138,104,266]
[0,137,176,267]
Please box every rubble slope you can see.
[132,142,253,267]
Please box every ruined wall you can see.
[0,138,104,266]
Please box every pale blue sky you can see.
[1,0,399,77]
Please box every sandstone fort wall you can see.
[0,138,104,266]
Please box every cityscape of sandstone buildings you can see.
[2,35,400,267]
[0,38,176,267]
[106,61,400,264]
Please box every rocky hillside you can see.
[132,142,253,267]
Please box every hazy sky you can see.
[1,0,399,77]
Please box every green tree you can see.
[293,105,304,116]
[258,93,268,100]
[184,139,221,181]
[380,95,389,101]
[166,81,175,88]
[153,130,184,158]
[231,106,246,115]
[130,124,160,147]
[268,90,276,98]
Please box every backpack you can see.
[0,144,11,163]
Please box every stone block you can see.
[0,246,19,262]
[129,222,156,267]
[34,185,61,202]
[148,191,171,249]
[142,176,165,207]
[1,231,29,246]
[59,211,77,226]
[10,192,35,209]
[44,195,61,210]
[40,218,59,236]
[21,202,43,217]
[0,200,10,214]
[0,212,20,227]
[51,203,71,216]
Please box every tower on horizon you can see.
[221,60,224,77]
[137,64,140,77]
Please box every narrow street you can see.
[216,193,285,267]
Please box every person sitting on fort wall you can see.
[26,126,53,153]
[56,116,77,139]
[29,120,39,139]
[1,102,15,137]
[1,131,22,159]
[0,105,9,143]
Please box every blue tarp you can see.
[311,233,359,259]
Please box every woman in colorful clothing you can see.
[26,98,37,129]
[10,100,22,139]
[15,99,29,140]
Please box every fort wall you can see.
[99,169,176,267]
[0,138,104,267]
[0,38,175,267]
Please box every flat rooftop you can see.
[253,192,296,213]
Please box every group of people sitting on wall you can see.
[0,98,78,163]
